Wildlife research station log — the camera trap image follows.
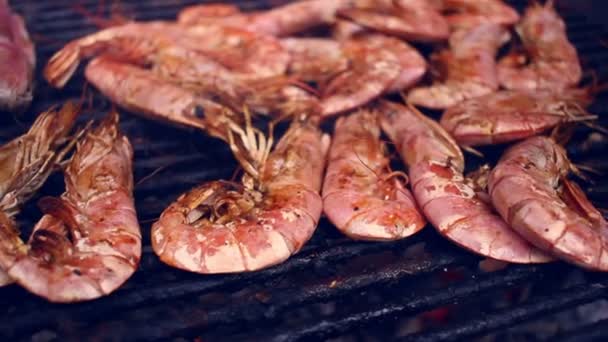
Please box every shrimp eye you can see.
[194,105,206,119]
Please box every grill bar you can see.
[1,236,436,337]
[258,266,548,342]
[401,283,608,342]
[555,318,608,342]
[2,1,608,341]
[72,247,470,341]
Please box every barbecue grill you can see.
[2,0,608,341]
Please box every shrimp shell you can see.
[0,111,141,302]
[440,0,520,29]
[152,120,330,273]
[178,0,354,37]
[407,23,509,110]
[84,56,231,136]
[322,34,425,117]
[497,2,581,92]
[0,103,80,286]
[151,44,321,118]
[0,0,35,111]
[323,109,425,241]
[282,37,349,84]
[379,100,552,263]
[440,89,593,146]
[489,136,608,271]
[338,0,449,43]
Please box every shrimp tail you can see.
[44,42,82,88]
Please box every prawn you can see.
[378,100,552,263]
[497,1,582,92]
[0,110,142,302]
[0,103,80,286]
[85,53,319,125]
[440,88,595,147]
[337,0,449,43]
[0,0,35,111]
[439,0,519,29]
[322,109,425,241]
[84,56,230,133]
[489,136,608,271]
[178,0,354,37]
[44,21,289,88]
[407,23,509,110]
[322,34,426,117]
[152,111,330,273]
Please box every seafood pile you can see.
[1,0,606,302]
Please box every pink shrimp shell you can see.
[489,136,608,271]
[409,160,552,263]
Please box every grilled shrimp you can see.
[44,21,289,88]
[337,0,449,43]
[178,0,354,36]
[322,109,425,241]
[84,56,229,132]
[379,100,551,263]
[407,23,509,110]
[322,34,426,117]
[440,89,594,147]
[0,111,141,302]
[439,0,519,29]
[86,52,318,125]
[152,113,330,273]
[497,1,581,92]
[489,136,608,271]
[0,103,80,286]
[0,0,35,111]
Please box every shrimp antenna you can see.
[352,141,411,198]
[573,163,602,176]
[461,145,485,158]
[562,102,608,135]
[402,100,464,163]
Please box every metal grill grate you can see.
[2,1,608,341]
